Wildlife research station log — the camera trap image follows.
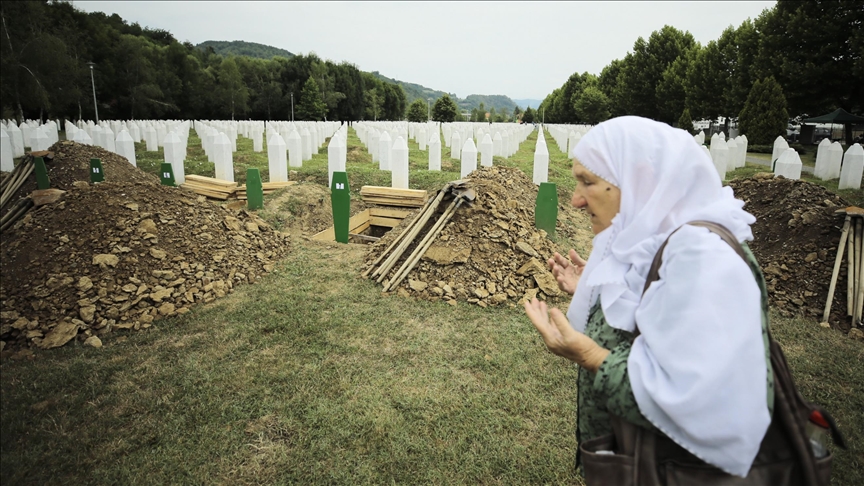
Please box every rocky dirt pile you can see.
[1,145,290,352]
[262,182,368,237]
[729,175,852,330]
[363,166,593,307]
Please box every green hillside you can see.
[370,72,518,114]
[197,40,294,59]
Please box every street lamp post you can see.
[86,61,99,124]
[290,92,294,121]
[427,97,432,121]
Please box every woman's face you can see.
[571,159,621,234]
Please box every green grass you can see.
[3,127,860,485]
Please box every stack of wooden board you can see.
[180,175,238,200]
[235,181,297,200]
[360,186,427,207]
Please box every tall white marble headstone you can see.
[144,126,158,152]
[391,136,409,189]
[710,138,729,180]
[460,138,477,179]
[8,123,24,157]
[825,142,843,180]
[287,130,302,168]
[774,148,802,180]
[269,133,288,182]
[533,138,549,185]
[479,133,493,167]
[214,132,234,182]
[301,128,312,161]
[164,131,186,185]
[103,127,116,153]
[428,134,441,171]
[115,130,136,167]
[492,132,503,157]
[771,136,789,164]
[814,138,833,180]
[450,131,462,160]
[0,128,13,172]
[838,144,863,190]
[327,135,345,188]
[418,128,427,151]
[378,131,392,171]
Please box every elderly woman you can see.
[524,116,773,479]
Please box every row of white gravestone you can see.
[546,124,592,158]
[707,132,748,180]
[533,128,550,185]
[813,138,864,189]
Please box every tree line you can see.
[0,0,407,123]
[537,0,863,143]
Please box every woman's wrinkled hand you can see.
[523,297,609,372]
[548,249,585,296]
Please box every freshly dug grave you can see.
[729,175,852,330]
[363,166,594,307]
[0,178,290,352]
[262,182,368,237]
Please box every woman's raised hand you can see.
[523,297,609,372]
[548,249,586,296]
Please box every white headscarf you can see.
[567,116,770,477]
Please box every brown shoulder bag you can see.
[578,221,846,486]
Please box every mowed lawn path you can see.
[1,240,584,485]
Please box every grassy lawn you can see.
[2,127,861,484]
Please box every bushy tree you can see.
[573,86,610,125]
[214,57,248,120]
[296,76,326,121]
[432,94,458,122]
[678,107,694,133]
[521,106,535,124]
[738,77,788,145]
[406,98,427,122]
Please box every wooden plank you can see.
[360,186,427,198]
[352,220,371,235]
[369,208,411,219]
[369,216,402,228]
[180,180,236,194]
[236,181,297,191]
[180,185,231,200]
[185,174,238,188]
[361,197,426,208]
[312,209,371,241]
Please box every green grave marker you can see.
[330,171,350,243]
[34,157,50,190]
[89,158,105,183]
[160,163,175,186]
[535,182,558,236]
[246,168,264,210]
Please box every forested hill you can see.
[370,72,519,113]
[197,40,294,60]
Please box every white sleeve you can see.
[627,224,770,477]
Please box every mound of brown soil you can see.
[363,166,593,307]
[0,179,290,351]
[729,176,851,329]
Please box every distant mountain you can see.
[371,72,519,113]
[512,99,542,110]
[197,40,294,60]
[461,94,518,114]
[371,72,454,106]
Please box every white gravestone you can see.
[726,138,738,172]
[428,134,441,171]
[771,136,789,165]
[838,144,863,190]
[492,132,503,157]
[269,133,288,182]
[301,128,312,161]
[8,124,24,157]
[145,126,158,152]
[774,148,802,180]
[710,138,729,180]
[460,138,478,179]
[479,133,493,167]
[327,135,346,188]
[378,131,392,171]
[103,127,116,153]
[287,130,303,168]
[814,138,833,180]
[1,128,13,172]
[825,142,843,180]
[450,131,462,160]
[533,137,549,185]
[391,136,410,189]
[418,128,427,151]
[164,131,186,185]
[214,133,234,182]
[369,129,380,162]
[115,130,137,167]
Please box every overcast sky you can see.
[74,1,776,101]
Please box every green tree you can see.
[513,105,523,120]
[573,86,611,125]
[432,94,458,122]
[738,77,789,145]
[522,106,535,124]
[406,98,427,122]
[364,87,382,121]
[214,56,248,120]
[296,76,326,121]
[678,107,694,133]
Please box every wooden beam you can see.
[369,208,411,219]
[369,216,402,228]
[312,209,371,241]
[185,174,238,188]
